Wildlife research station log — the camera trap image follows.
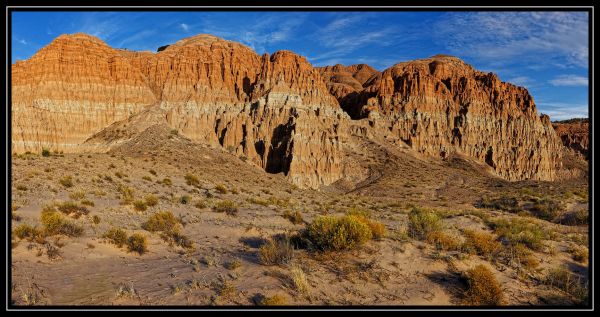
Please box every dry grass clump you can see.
[559,209,588,226]
[247,197,269,206]
[213,200,238,216]
[41,210,83,237]
[259,235,294,265]
[118,184,135,205]
[544,266,588,305]
[568,245,588,263]
[427,231,462,251]
[81,199,95,207]
[478,196,520,212]
[126,233,148,255]
[68,190,86,200]
[305,215,373,251]
[282,210,304,224]
[133,200,147,211]
[161,178,172,186]
[56,201,90,218]
[225,259,242,270]
[408,207,441,240]
[184,173,200,186]
[59,176,74,188]
[461,265,504,306]
[462,229,502,259]
[14,224,42,241]
[103,228,128,247]
[256,294,287,306]
[144,194,159,207]
[290,264,309,294]
[215,184,228,194]
[143,211,179,233]
[529,198,563,221]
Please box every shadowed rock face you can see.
[12,33,568,188]
[552,119,589,160]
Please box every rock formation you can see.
[552,118,589,160]
[12,34,570,188]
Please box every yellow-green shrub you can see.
[305,215,372,251]
[462,265,504,305]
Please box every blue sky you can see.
[11,11,589,120]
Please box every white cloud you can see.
[536,102,588,121]
[18,39,27,45]
[179,23,189,32]
[549,74,588,87]
[435,12,589,69]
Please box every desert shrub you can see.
[290,264,308,294]
[489,218,546,251]
[462,229,502,258]
[56,201,89,218]
[427,231,462,251]
[184,173,200,186]
[478,196,520,212]
[259,236,294,265]
[142,176,152,182]
[194,200,207,209]
[144,194,159,207]
[215,184,228,194]
[164,231,194,250]
[59,176,74,188]
[568,245,589,263]
[346,206,371,218]
[461,265,504,306]
[149,169,157,176]
[179,195,192,205]
[559,209,588,226]
[118,184,135,204]
[247,197,269,206]
[127,233,148,255]
[267,196,291,208]
[115,171,127,179]
[142,211,180,233]
[225,259,242,270]
[81,199,95,207]
[545,266,588,304]
[305,215,372,251]
[14,224,41,240]
[103,228,128,247]
[213,200,238,216]
[529,198,563,221]
[69,190,86,200]
[41,211,83,237]
[282,210,304,224]
[92,215,101,224]
[16,184,28,191]
[257,294,287,306]
[41,148,51,157]
[161,178,172,186]
[133,200,147,211]
[408,207,441,240]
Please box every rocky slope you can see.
[12,34,570,188]
[552,119,589,160]
[320,55,564,181]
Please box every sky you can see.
[11,11,589,120]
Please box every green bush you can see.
[14,224,41,240]
[305,215,372,251]
[103,228,128,247]
[41,148,51,157]
[179,195,192,205]
[530,198,563,221]
[408,207,441,240]
[478,196,520,212]
[489,218,546,251]
[127,233,148,255]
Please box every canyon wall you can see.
[12,34,567,187]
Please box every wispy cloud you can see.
[435,12,589,69]
[536,102,588,120]
[18,39,27,45]
[549,74,588,87]
[179,23,189,32]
